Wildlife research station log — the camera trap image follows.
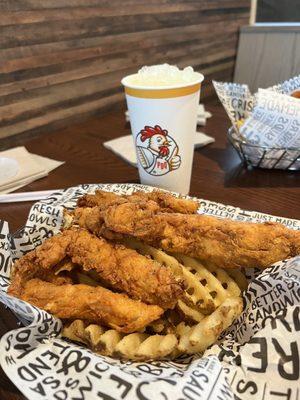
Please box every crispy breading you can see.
[77,190,123,209]
[9,228,183,309]
[67,229,184,309]
[77,189,198,214]
[73,206,119,240]
[75,202,300,269]
[9,234,73,297]
[19,279,163,333]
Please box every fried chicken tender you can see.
[19,279,163,333]
[74,202,300,270]
[78,190,122,209]
[73,206,116,240]
[77,189,198,214]
[67,229,183,309]
[9,228,183,309]
[9,234,73,297]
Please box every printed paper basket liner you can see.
[0,183,299,400]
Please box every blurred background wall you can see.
[234,0,300,92]
[0,0,250,139]
[256,0,300,23]
[234,25,300,92]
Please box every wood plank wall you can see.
[0,0,250,139]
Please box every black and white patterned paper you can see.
[214,76,300,170]
[0,184,299,400]
[212,81,253,128]
[269,74,300,96]
[240,90,300,148]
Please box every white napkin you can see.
[196,104,212,125]
[125,104,212,126]
[103,131,215,167]
[0,147,64,194]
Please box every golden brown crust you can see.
[67,229,184,309]
[9,234,73,297]
[77,189,198,214]
[75,202,300,269]
[19,279,163,333]
[9,228,183,309]
[77,190,124,209]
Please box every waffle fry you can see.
[114,333,148,359]
[62,296,242,359]
[178,297,243,354]
[205,263,241,297]
[147,318,176,334]
[62,319,88,344]
[96,330,123,355]
[136,334,178,359]
[124,238,216,313]
[173,254,242,310]
[58,240,245,359]
[62,321,178,361]
[226,268,248,291]
[123,238,247,318]
[122,237,182,276]
[177,300,204,323]
[85,324,105,343]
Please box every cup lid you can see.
[121,72,204,90]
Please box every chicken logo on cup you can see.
[136,125,181,176]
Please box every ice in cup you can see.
[122,64,204,194]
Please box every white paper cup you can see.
[122,72,204,194]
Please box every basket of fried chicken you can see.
[8,190,300,361]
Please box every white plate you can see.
[0,157,19,185]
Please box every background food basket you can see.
[228,127,300,170]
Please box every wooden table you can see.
[1,104,299,399]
